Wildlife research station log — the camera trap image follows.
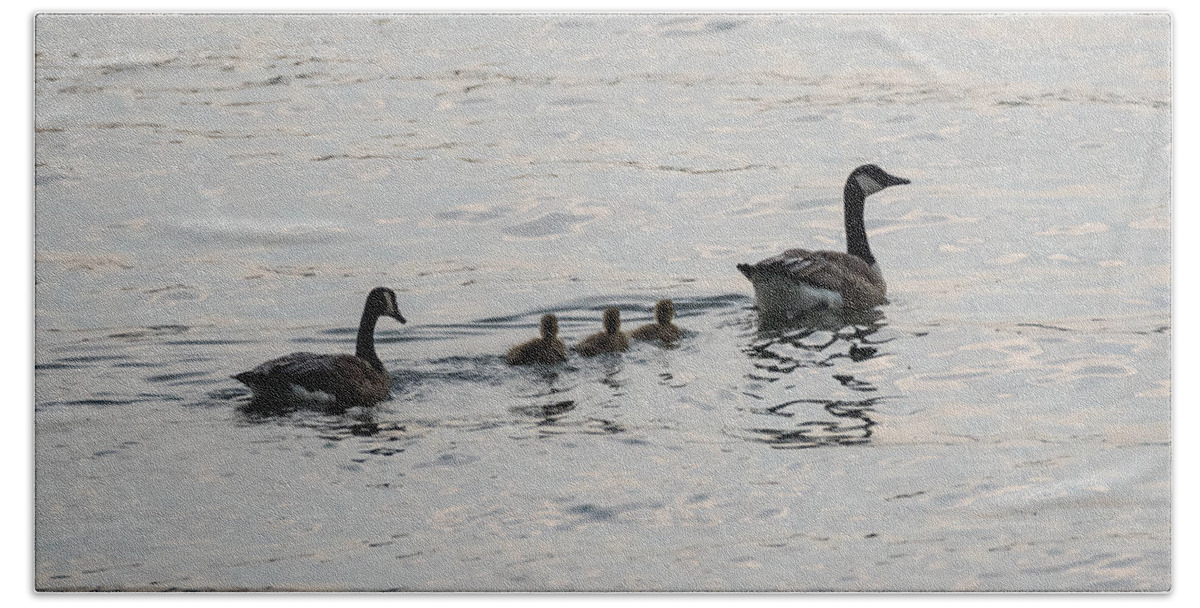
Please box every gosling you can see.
[575,307,629,357]
[507,314,568,365]
[629,299,682,344]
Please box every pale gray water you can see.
[34,14,1170,591]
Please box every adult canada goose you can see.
[575,307,630,357]
[233,287,406,407]
[507,314,568,365]
[629,299,682,343]
[737,164,910,314]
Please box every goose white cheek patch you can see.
[855,174,884,196]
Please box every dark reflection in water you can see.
[599,360,625,391]
[235,396,414,455]
[511,399,625,436]
[509,368,577,430]
[237,391,368,423]
[743,309,889,380]
[737,306,892,448]
[506,364,628,437]
[737,397,881,449]
[511,399,576,422]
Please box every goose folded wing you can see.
[251,352,384,393]
[249,352,331,378]
[759,249,885,308]
[754,249,843,290]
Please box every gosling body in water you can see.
[507,314,568,365]
[629,299,682,343]
[233,287,406,407]
[576,307,629,356]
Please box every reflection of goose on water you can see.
[629,299,683,343]
[575,307,629,356]
[233,287,407,407]
[741,397,881,449]
[507,314,568,365]
[737,164,910,315]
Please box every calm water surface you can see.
[34,14,1170,591]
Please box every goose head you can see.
[654,299,675,325]
[540,314,560,340]
[848,164,910,198]
[603,308,622,334]
[366,287,407,324]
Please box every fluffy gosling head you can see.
[603,308,621,334]
[654,299,675,325]
[540,314,560,340]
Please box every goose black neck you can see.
[843,181,875,266]
[356,308,385,372]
